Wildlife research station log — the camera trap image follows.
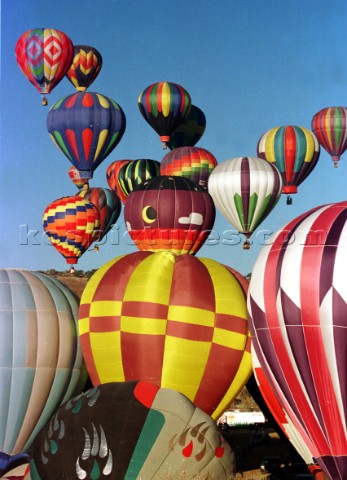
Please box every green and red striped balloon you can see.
[138,81,192,149]
[257,125,320,203]
[311,106,347,167]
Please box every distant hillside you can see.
[42,269,93,299]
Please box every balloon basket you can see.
[286,196,293,205]
[243,240,250,250]
[41,97,48,106]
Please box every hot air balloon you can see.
[248,201,347,480]
[0,452,30,479]
[78,187,121,243]
[138,81,192,149]
[124,176,216,255]
[257,125,320,205]
[15,28,74,106]
[30,381,236,480]
[68,165,90,189]
[167,104,206,149]
[0,269,86,455]
[65,45,103,92]
[208,157,283,249]
[117,159,160,201]
[311,107,347,167]
[47,91,126,180]
[78,251,252,420]
[43,195,100,264]
[251,346,326,477]
[105,159,132,203]
[160,146,218,189]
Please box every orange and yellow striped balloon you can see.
[78,251,252,419]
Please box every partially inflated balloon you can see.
[160,146,217,189]
[257,125,320,204]
[208,157,283,249]
[167,105,206,149]
[248,201,347,480]
[124,176,215,255]
[117,159,160,200]
[15,28,74,105]
[0,269,86,455]
[311,107,347,167]
[106,159,132,203]
[138,81,191,149]
[78,187,121,242]
[43,195,100,264]
[66,45,103,92]
[68,165,90,189]
[47,92,126,179]
[30,382,236,479]
[79,251,252,420]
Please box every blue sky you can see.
[1,0,347,275]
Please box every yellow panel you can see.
[89,300,122,317]
[123,252,175,304]
[90,331,119,349]
[168,305,214,326]
[161,337,210,399]
[78,317,90,335]
[263,127,278,162]
[121,316,167,335]
[212,327,247,350]
[161,82,171,117]
[90,331,124,383]
[199,258,247,317]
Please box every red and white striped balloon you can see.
[248,201,347,480]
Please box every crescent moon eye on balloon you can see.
[142,205,157,223]
[15,28,74,106]
[124,176,216,255]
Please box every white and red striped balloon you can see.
[248,201,347,480]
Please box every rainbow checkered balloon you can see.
[43,195,100,264]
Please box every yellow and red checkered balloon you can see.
[79,251,252,419]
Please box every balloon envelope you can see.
[160,146,218,189]
[167,104,206,149]
[15,28,74,105]
[78,251,252,420]
[68,165,90,189]
[106,159,132,203]
[311,107,347,167]
[78,187,121,242]
[117,159,160,200]
[208,157,283,248]
[47,91,126,179]
[248,201,347,480]
[43,195,100,264]
[0,269,86,455]
[66,45,103,92]
[124,176,216,255]
[138,81,192,148]
[257,125,320,200]
[29,381,236,479]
